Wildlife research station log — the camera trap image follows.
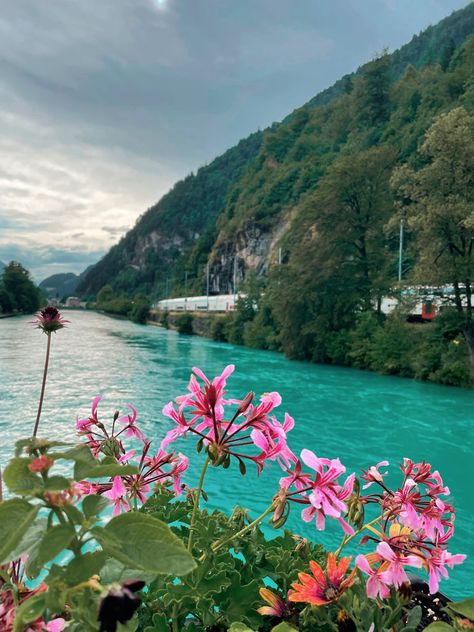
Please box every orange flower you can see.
[288,553,357,606]
[257,587,288,617]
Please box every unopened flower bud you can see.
[28,455,54,473]
[98,580,145,632]
[237,392,254,415]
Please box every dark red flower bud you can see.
[98,580,145,632]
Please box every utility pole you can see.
[206,264,210,311]
[184,271,188,311]
[233,256,237,301]
[398,218,404,282]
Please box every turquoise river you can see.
[0,311,473,598]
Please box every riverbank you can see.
[146,308,472,389]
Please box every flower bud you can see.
[98,580,145,632]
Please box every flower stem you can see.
[187,455,211,553]
[211,502,275,554]
[334,515,382,558]
[33,333,52,438]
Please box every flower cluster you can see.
[160,365,296,473]
[161,366,466,601]
[356,458,465,596]
[76,396,188,513]
[273,449,355,534]
[0,561,65,632]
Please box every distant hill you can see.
[0,261,5,271]
[40,265,94,299]
[40,272,81,299]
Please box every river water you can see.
[0,310,473,597]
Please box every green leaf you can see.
[272,625,298,632]
[50,445,97,479]
[44,475,72,490]
[93,512,196,576]
[36,523,75,566]
[3,458,43,494]
[422,624,454,631]
[447,598,474,621]
[7,518,48,562]
[62,504,85,525]
[146,612,169,632]
[63,551,107,586]
[82,494,111,518]
[98,557,157,585]
[0,499,40,564]
[228,624,255,632]
[13,593,46,630]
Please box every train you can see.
[154,286,464,321]
[154,294,238,312]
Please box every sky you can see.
[0,0,470,282]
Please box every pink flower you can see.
[104,476,130,516]
[300,449,355,535]
[355,554,391,599]
[377,541,422,588]
[424,547,466,594]
[118,404,145,441]
[161,366,293,474]
[361,461,389,489]
[76,395,102,432]
[275,451,355,535]
[160,402,193,449]
[44,619,66,631]
[176,364,235,423]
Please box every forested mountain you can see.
[79,3,474,385]
[40,272,80,299]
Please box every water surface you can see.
[0,311,472,597]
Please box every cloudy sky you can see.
[0,0,469,281]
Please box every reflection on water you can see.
[0,311,473,597]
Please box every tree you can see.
[355,51,391,127]
[272,145,397,362]
[391,107,474,378]
[1,261,40,314]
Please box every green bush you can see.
[176,312,194,335]
[210,315,228,341]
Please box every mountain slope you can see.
[78,2,474,299]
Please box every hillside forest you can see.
[79,4,474,387]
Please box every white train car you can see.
[156,294,239,312]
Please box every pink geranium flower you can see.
[377,541,422,588]
[355,554,391,599]
[275,450,355,534]
[160,366,294,474]
[423,547,466,594]
[104,476,130,516]
[361,461,389,489]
